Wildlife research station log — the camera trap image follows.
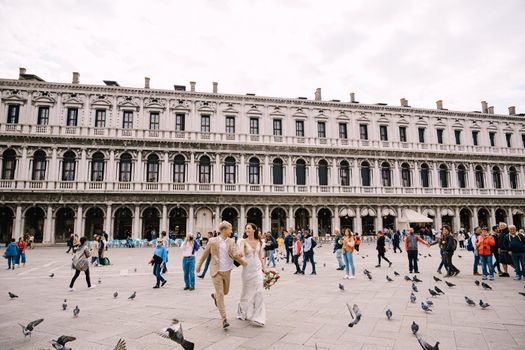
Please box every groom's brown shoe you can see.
[222,319,230,328]
[211,293,217,307]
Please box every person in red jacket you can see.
[292,234,302,274]
[476,227,495,280]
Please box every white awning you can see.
[399,209,433,223]
[422,208,435,217]
[382,208,396,216]
[339,208,356,217]
[361,207,376,216]
[513,209,524,215]
[441,208,454,216]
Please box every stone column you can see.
[331,159,338,187]
[332,205,338,233]
[161,204,168,234]
[133,206,140,239]
[188,205,194,234]
[214,205,221,230]
[435,206,442,230]
[310,206,318,236]
[20,147,29,181]
[288,206,294,230]
[135,151,143,183]
[376,206,382,232]
[264,205,270,233]
[490,207,496,228]
[78,149,87,183]
[215,155,221,185]
[263,155,271,187]
[393,160,400,187]
[239,205,246,232]
[162,152,170,184]
[104,204,113,238]
[286,156,293,187]
[44,205,53,243]
[354,206,362,235]
[75,205,83,236]
[13,205,23,239]
[239,154,246,186]
[472,206,479,229]
[309,158,316,188]
[189,153,196,184]
[50,147,58,183]
[107,150,115,183]
[373,159,381,187]
[454,207,461,233]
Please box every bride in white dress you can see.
[237,223,266,326]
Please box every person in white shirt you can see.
[182,233,198,290]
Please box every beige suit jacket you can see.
[197,237,247,277]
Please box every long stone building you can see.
[0,68,524,243]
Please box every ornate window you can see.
[296,159,306,185]
[119,153,132,182]
[198,156,211,183]
[439,164,449,188]
[340,160,350,186]
[248,157,260,184]
[401,163,411,187]
[381,162,391,187]
[173,155,185,183]
[420,163,430,187]
[318,160,328,186]
[91,152,105,181]
[1,149,16,180]
[361,161,371,187]
[273,158,283,185]
[475,165,485,188]
[457,164,467,188]
[32,150,47,181]
[224,157,236,184]
[146,154,159,182]
[62,151,76,181]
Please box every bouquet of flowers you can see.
[263,270,280,290]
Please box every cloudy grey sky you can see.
[1,0,524,114]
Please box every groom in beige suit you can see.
[197,221,246,328]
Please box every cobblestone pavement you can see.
[1,243,524,349]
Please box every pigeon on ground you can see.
[445,281,456,288]
[416,334,440,350]
[464,296,476,306]
[114,291,118,298]
[8,292,18,299]
[365,272,372,280]
[157,319,195,350]
[433,276,442,282]
[428,289,438,297]
[481,282,492,290]
[434,286,445,294]
[428,253,432,257]
[413,276,423,283]
[128,291,136,300]
[19,318,44,337]
[62,299,67,311]
[475,280,480,286]
[411,321,419,334]
[363,269,370,275]
[113,338,127,350]
[361,256,366,259]
[410,293,417,303]
[421,302,432,312]
[347,303,362,327]
[51,335,76,350]
[519,292,525,297]
[425,298,434,306]
[281,267,284,271]
[386,309,392,320]
[98,278,102,284]
[49,273,54,278]
[394,271,400,276]
[404,275,412,281]
[386,275,393,282]
[479,300,490,309]
[412,283,419,293]
[323,263,326,267]
[134,268,137,272]
[339,283,344,291]
[73,306,80,318]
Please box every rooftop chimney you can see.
[488,106,494,114]
[212,82,218,94]
[436,100,443,110]
[314,88,322,101]
[481,101,488,114]
[400,98,408,107]
[190,81,196,92]
[72,72,80,84]
[19,67,26,78]
[509,106,516,115]
[144,77,150,89]
[350,92,355,103]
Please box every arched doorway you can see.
[113,207,133,240]
[24,207,46,243]
[84,207,104,240]
[271,208,287,235]
[169,207,187,238]
[460,208,472,232]
[55,207,75,243]
[0,206,14,243]
[294,208,309,231]
[246,207,263,231]
[317,208,332,236]
[478,208,490,228]
[512,209,523,230]
[495,208,507,225]
[195,207,213,234]
[142,207,160,240]
[221,207,238,234]
[382,208,396,231]
[361,207,376,235]
[339,208,354,231]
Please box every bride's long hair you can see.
[243,223,261,242]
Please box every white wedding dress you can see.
[237,239,266,326]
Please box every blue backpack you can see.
[466,235,475,252]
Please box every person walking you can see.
[292,233,302,274]
[508,225,525,280]
[476,227,495,280]
[284,230,293,264]
[182,233,199,290]
[469,227,482,276]
[405,228,429,273]
[342,230,356,279]
[264,232,277,268]
[458,229,465,250]
[333,229,345,271]
[66,234,74,253]
[150,238,167,288]
[301,231,317,275]
[69,237,94,291]
[442,225,460,277]
[393,230,402,253]
[72,234,80,252]
[437,231,448,275]
[498,222,512,277]
[490,226,502,275]
[198,232,214,279]
[3,238,18,269]
[354,232,361,252]
[90,235,99,266]
[375,231,392,268]
[161,231,169,274]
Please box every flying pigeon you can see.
[464,296,476,306]
[386,275,393,282]
[347,303,362,327]
[51,335,76,350]
[62,299,67,311]
[411,321,419,334]
[479,300,490,309]
[18,318,44,337]
[475,280,480,286]
[157,319,195,350]
[421,302,432,312]
[73,306,80,318]
[413,276,423,283]
[114,291,118,298]
[394,271,400,276]
[339,283,344,291]
[386,309,392,320]
[428,289,438,297]
[113,338,127,350]
[412,283,419,293]
[416,334,440,350]
[404,275,412,281]
[434,286,445,294]
[128,291,136,300]
[481,282,492,290]
[410,293,417,303]
[519,292,525,297]
[49,273,54,278]
[433,276,442,282]
[445,281,456,288]
[8,292,18,299]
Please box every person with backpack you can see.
[498,222,512,277]
[181,233,199,290]
[301,231,317,275]
[508,225,525,280]
[3,238,19,269]
[476,227,495,280]
[264,232,277,268]
[469,228,482,276]
[284,230,293,264]
[442,225,460,277]
[375,231,392,268]
[491,226,502,275]
[69,237,94,291]
[405,228,430,274]
[333,229,345,271]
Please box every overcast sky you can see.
[1,0,524,114]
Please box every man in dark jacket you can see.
[491,226,502,274]
[443,225,460,277]
[498,222,512,277]
[333,229,345,270]
[284,230,293,264]
[375,231,392,268]
[508,225,525,280]
[393,230,402,253]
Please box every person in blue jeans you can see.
[3,238,18,269]
[264,232,277,268]
[182,234,199,290]
[508,225,525,280]
[150,239,167,288]
[301,232,316,275]
[198,231,213,278]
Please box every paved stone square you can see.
[1,243,525,350]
